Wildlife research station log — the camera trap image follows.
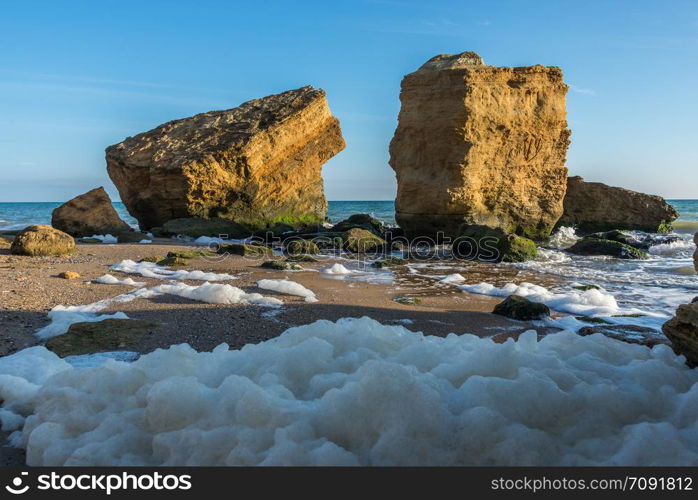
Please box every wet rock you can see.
[116,232,150,243]
[568,237,649,259]
[10,225,76,257]
[662,298,698,367]
[559,176,679,234]
[342,228,386,253]
[45,319,159,357]
[217,243,274,258]
[492,295,550,321]
[455,225,538,262]
[579,324,669,348]
[285,239,320,255]
[260,260,301,271]
[331,214,384,236]
[51,187,131,237]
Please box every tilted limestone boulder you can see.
[52,187,131,237]
[11,225,76,257]
[558,176,678,234]
[663,298,698,367]
[389,51,571,239]
[107,86,345,230]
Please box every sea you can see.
[2,200,697,336]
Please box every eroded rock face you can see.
[52,187,131,237]
[663,298,698,367]
[389,51,571,239]
[559,176,678,234]
[107,86,345,230]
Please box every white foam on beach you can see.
[138,239,152,244]
[460,282,620,316]
[110,260,235,282]
[320,264,352,275]
[35,303,128,340]
[440,273,466,284]
[257,279,318,302]
[64,351,140,369]
[87,234,118,244]
[94,274,145,287]
[2,317,697,466]
[151,282,282,307]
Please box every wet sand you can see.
[0,239,557,357]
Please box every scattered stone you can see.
[389,51,570,239]
[58,271,80,280]
[45,319,159,357]
[568,237,648,259]
[492,295,550,321]
[559,176,679,234]
[342,228,386,253]
[662,298,698,367]
[217,243,274,258]
[286,239,320,255]
[165,250,216,260]
[51,187,131,237]
[156,256,189,267]
[261,260,301,271]
[106,86,345,230]
[10,225,76,257]
[580,324,669,348]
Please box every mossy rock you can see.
[116,231,150,243]
[261,260,301,271]
[372,256,404,268]
[286,254,318,263]
[45,319,159,357]
[157,256,189,267]
[10,225,76,257]
[568,238,648,259]
[343,228,386,253]
[138,255,162,263]
[162,217,251,238]
[572,284,601,291]
[586,230,647,250]
[492,295,550,321]
[455,226,537,263]
[306,233,345,249]
[393,295,421,306]
[217,243,274,258]
[575,316,612,324]
[166,249,216,260]
[331,214,384,236]
[286,239,320,255]
[77,237,103,244]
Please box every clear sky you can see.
[1,0,697,202]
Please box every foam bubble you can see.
[257,279,318,302]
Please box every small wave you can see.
[648,238,696,258]
[547,226,580,249]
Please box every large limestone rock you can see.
[107,86,345,230]
[389,51,571,239]
[52,187,131,237]
[10,225,76,257]
[559,176,678,234]
[663,298,698,367]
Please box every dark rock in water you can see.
[285,239,320,255]
[568,237,649,259]
[572,284,601,291]
[559,176,678,235]
[662,298,698,367]
[342,228,386,253]
[579,324,669,348]
[106,86,345,230]
[260,260,301,271]
[331,214,384,236]
[493,295,550,321]
[161,218,251,239]
[46,319,159,357]
[217,243,273,258]
[11,225,76,257]
[455,225,537,263]
[51,187,131,237]
[586,230,680,251]
[371,256,405,268]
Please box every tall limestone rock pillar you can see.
[389,52,571,239]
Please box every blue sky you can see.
[1,0,697,202]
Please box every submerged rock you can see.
[11,225,76,257]
[579,324,668,348]
[493,295,550,321]
[51,187,131,237]
[107,86,345,230]
[389,51,570,239]
[342,228,386,253]
[45,319,159,357]
[568,237,649,259]
[663,298,698,367]
[559,176,678,234]
[455,225,538,263]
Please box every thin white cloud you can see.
[569,84,597,96]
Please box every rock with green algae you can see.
[217,243,274,258]
[455,225,537,263]
[371,256,405,268]
[45,319,160,357]
[10,225,76,257]
[261,260,301,271]
[342,228,386,253]
[493,295,550,321]
[331,214,384,236]
[568,237,648,259]
[285,239,320,255]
